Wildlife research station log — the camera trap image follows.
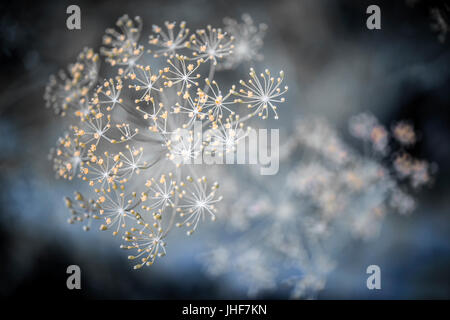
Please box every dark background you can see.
[0,0,449,299]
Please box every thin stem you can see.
[162,167,182,238]
[203,61,216,94]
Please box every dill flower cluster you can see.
[45,14,287,269]
[204,114,434,298]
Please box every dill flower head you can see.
[45,14,287,268]
[392,121,416,146]
[203,115,434,299]
[219,14,267,70]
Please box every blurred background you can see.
[0,0,449,299]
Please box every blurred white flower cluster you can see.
[203,114,434,298]
[45,14,287,269]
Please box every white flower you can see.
[188,25,234,65]
[204,115,249,155]
[97,186,140,236]
[166,129,203,166]
[122,220,166,268]
[92,78,124,111]
[44,48,99,116]
[149,21,189,57]
[164,55,202,93]
[51,134,88,180]
[177,177,222,235]
[127,65,164,104]
[101,15,144,73]
[65,191,100,231]
[202,79,236,121]
[219,14,267,70]
[140,173,179,215]
[234,68,287,119]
